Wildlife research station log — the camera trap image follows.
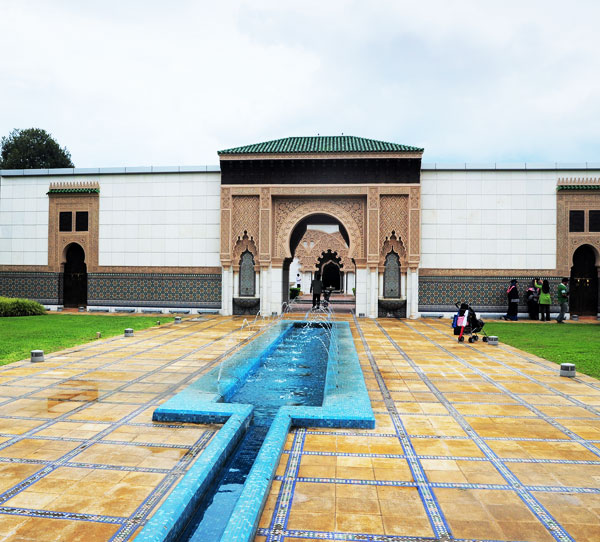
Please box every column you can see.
[220,267,233,316]
[260,267,269,316]
[233,271,239,298]
[269,266,283,315]
[355,267,368,316]
[409,267,419,319]
[368,267,378,318]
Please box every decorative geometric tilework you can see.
[0,272,61,304]
[88,273,221,308]
[419,275,563,313]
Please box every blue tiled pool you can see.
[179,323,331,541]
[137,320,374,542]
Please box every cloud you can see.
[1,0,599,166]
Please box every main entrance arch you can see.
[218,136,424,317]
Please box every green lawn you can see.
[0,314,173,365]
[484,322,600,379]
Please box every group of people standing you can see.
[504,277,569,322]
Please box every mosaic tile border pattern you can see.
[0,271,61,305]
[419,275,563,313]
[88,272,221,308]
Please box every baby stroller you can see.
[452,302,488,343]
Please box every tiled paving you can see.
[0,315,599,541]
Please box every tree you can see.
[0,128,74,169]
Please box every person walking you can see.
[525,278,541,320]
[504,279,519,321]
[310,272,323,309]
[539,279,551,321]
[556,277,569,323]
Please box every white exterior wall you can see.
[98,172,221,267]
[0,177,49,265]
[420,170,560,270]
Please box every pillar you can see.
[408,267,419,319]
[269,266,283,315]
[368,267,378,318]
[221,267,233,316]
[233,271,239,298]
[260,267,269,316]
[355,267,368,316]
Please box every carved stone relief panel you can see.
[379,195,408,251]
[294,230,352,271]
[231,196,260,250]
[272,197,365,262]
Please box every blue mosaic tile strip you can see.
[258,526,440,541]
[394,320,576,542]
[0,506,125,524]
[139,321,375,542]
[266,427,306,542]
[352,315,451,540]
[277,475,600,494]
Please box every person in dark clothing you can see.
[525,278,541,320]
[503,279,519,321]
[310,273,323,309]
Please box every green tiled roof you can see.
[557,185,600,191]
[218,136,423,155]
[47,188,100,194]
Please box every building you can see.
[1,136,599,318]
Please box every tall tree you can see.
[0,128,74,169]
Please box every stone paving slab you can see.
[0,315,598,541]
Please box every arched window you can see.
[383,250,401,298]
[239,250,255,297]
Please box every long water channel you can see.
[178,322,332,541]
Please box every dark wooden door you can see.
[570,245,598,316]
[63,244,87,307]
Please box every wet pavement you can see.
[0,315,599,541]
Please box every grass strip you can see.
[0,314,173,365]
[484,322,600,379]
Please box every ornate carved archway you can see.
[273,199,365,262]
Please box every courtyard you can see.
[0,314,599,541]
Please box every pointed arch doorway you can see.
[63,243,87,307]
[570,244,599,316]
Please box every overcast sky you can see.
[1,1,599,167]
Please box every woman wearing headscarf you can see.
[525,278,541,320]
[504,279,519,321]
[539,279,551,322]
